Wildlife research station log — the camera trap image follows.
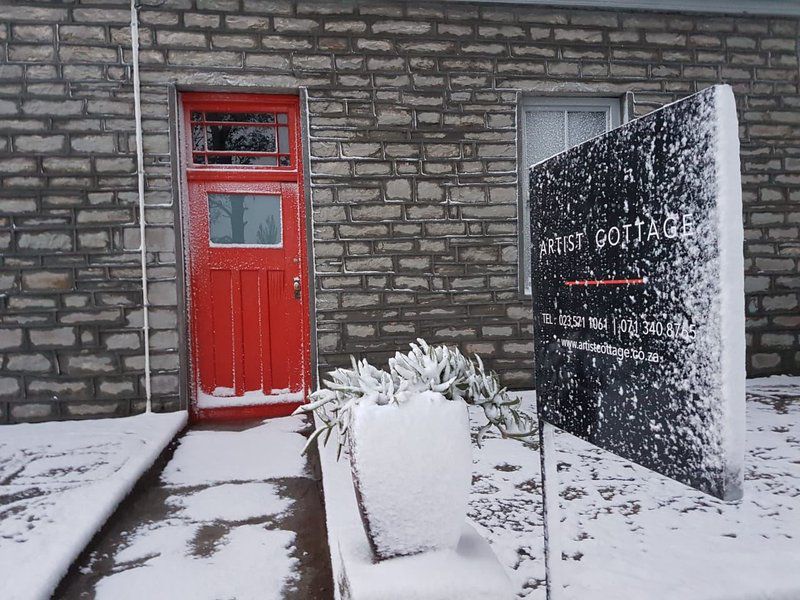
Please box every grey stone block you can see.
[10,402,55,423]
[98,378,136,398]
[17,232,71,251]
[6,353,52,373]
[27,378,90,400]
[59,352,116,375]
[103,332,141,351]
[0,377,21,398]
[0,329,24,350]
[28,327,77,348]
[21,270,72,291]
[752,352,781,369]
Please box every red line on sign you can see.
[565,278,647,286]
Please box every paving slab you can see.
[56,414,333,600]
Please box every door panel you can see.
[189,180,307,415]
[182,93,309,421]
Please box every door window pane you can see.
[208,194,282,247]
[191,111,292,167]
[207,154,278,167]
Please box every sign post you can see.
[529,85,746,596]
[537,420,559,600]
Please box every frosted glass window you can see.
[568,111,607,147]
[208,194,282,247]
[520,98,620,295]
[527,111,564,164]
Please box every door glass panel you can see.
[205,112,276,124]
[205,125,277,153]
[191,111,291,167]
[206,154,278,166]
[278,126,289,153]
[567,111,607,147]
[207,194,282,247]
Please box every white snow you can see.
[197,387,303,408]
[317,399,513,599]
[349,391,472,558]
[167,482,292,522]
[95,524,297,600]
[0,411,187,600]
[93,414,310,600]
[161,417,307,486]
[470,379,800,599]
[714,83,747,498]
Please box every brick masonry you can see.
[0,0,798,422]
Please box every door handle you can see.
[293,276,301,299]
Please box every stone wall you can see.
[0,0,798,422]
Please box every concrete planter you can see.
[348,392,472,561]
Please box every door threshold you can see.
[192,402,303,423]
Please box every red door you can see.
[182,93,309,421]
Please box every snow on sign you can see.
[529,85,746,501]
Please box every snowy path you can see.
[59,415,332,600]
[0,412,187,600]
[469,376,800,599]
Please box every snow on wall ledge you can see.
[0,411,187,600]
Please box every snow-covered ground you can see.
[470,376,800,599]
[2,376,797,600]
[87,416,312,600]
[0,411,187,600]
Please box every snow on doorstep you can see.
[349,392,472,558]
[197,387,304,408]
[0,411,187,600]
[470,379,800,599]
[316,401,513,600]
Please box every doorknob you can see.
[293,276,301,299]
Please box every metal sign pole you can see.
[539,419,559,600]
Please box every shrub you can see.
[294,339,535,458]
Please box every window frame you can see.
[181,92,301,180]
[518,96,622,297]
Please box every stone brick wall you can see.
[1,0,798,422]
[0,2,182,422]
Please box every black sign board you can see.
[529,85,745,501]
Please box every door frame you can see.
[176,91,312,422]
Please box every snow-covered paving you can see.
[0,411,187,600]
[469,376,800,599]
[79,415,327,600]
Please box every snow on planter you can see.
[316,407,514,600]
[349,391,472,560]
[529,84,745,501]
